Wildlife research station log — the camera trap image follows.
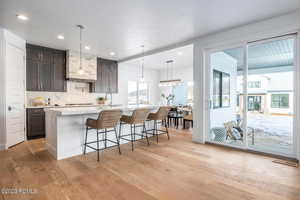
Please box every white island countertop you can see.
[44,104,159,116]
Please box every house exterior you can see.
[237,71,293,115]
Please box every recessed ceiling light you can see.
[85,46,90,50]
[57,35,64,40]
[16,14,28,21]
[177,52,183,56]
[110,52,116,56]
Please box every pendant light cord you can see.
[79,26,82,70]
[141,45,145,80]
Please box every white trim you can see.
[295,32,300,160]
[0,144,5,150]
[0,28,7,150]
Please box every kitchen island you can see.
[45,105,159,160]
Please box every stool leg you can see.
[84,127,88,155]
[104,128,107,149]
[96,129,100,162]
[164,119,170,140]
[155,120,159,143]
[143,122,150,146]
[114,127,121,155]
[133,124,136,141]
[119,123,122,139]
[130,124,134,151]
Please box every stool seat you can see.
[86,118,97,128]
[147,113,157,120]
[120,115,133,124]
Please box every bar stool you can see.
[147,106,171,143]
[83,109,123,161]
[183,114,193,129]
[119,108,150,151]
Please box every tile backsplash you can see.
[27,81,111,106]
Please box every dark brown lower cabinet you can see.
[26,108,45,139]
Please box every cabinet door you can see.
[27,109,45,139]
[52,51,66,92]
[26,59,40,91]
[39,48,53,91]
[26,44,41,91]
[39,62,52,91]
[26,44,42,61]
[90,58,118,93]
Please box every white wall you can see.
[210,52,237,128]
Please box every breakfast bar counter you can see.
[45,105,158,160]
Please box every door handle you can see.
[8,106,12,111]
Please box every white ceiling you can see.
[0,0,299,61]
[122,45,193,70]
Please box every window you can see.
[248,81,261,88]
[128,81,138,105]
[187,81,193,104]
[213,70,230,108]
[138,82,149,104]
[128,81,149,105]
[271,94,289,108]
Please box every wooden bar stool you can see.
[83,109,123,161]
[147,106,171,143]
[119,108,150,151]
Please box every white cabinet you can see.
[0,29,26,149]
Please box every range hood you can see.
[66,50,97,82]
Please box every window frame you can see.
[213,69,230,109]
[248,81,261,88]
[271,94,289,109]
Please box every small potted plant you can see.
[161,93,175,105]
[97,97,106,105]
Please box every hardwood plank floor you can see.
[0,128,299,200]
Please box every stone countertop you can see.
[44,104,159,116]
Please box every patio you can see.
[247,112,293,154]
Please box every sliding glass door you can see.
[209,46,246,148]
[208,35,296,158]
[246,37,295,157]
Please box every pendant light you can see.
[77,25,85,75]
[159,60,182,87]
[139,45,145,82]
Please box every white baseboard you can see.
[0,143,6,150]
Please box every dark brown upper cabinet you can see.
[90,58,118,93]
[26,44,66,92]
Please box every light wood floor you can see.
[0,128,300,200]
